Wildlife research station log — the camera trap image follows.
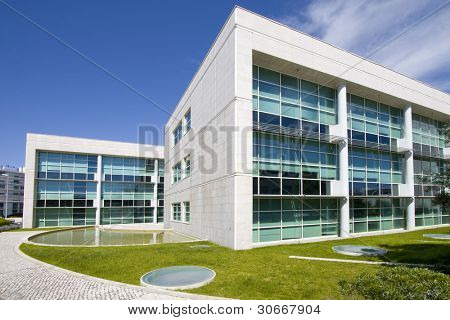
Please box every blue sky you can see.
[1,0,449,167]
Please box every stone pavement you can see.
[0,231,215,300]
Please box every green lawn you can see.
[20,226,450,299]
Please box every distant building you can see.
[0,166,25,217]
[23,134,164,228]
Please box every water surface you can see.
[29,227,195,246]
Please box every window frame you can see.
[184,155,191,178]
[184,109,191,134]
[173,121,183,146]
[171,202,182,222]
[172,162,182,184]
[184,201,190,223]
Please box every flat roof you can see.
[26,133,164,159]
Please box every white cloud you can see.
[279,0,450,91]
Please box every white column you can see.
[95,155,102,226]
[337,83,350,238]
[403,105,415,230]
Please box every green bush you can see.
[340,266,450,300]
[0,218,13,227]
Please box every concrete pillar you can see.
[403,105,415,230]
[337,83,350,237]
[95,155,102,226]
[94,227,100,246]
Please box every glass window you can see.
[184,109,191,133]
[173,121,182,145]
[259,178,281,195]
[259,97,280,114]
[281,74,298,90]
[301,107,318,122]
[259,67,280,85]
[301,80,317,94]
[281,103,300,119]
[281,87,298,104]
[172,203,181,221]
[184,155,191,177]
[172,162,182,183]
[303,180,320,195]
[259,82,280,100]
[184,201,190,223]
[301,93,318,109]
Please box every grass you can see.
[0,218,12,227]
[20,226,450,299]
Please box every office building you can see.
[164,7,449,249]
[0,166,25,217]
[23,134,164,228]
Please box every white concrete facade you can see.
[23,133,164,228]
[164,7,449,250]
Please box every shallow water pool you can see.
[28,227,196,246]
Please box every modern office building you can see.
[23,134,164,228]
[164,7,449,250]
[0,166,25,217]
[23,7,449,250]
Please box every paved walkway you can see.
[0,231,214,300]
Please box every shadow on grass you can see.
[377,242,450,273]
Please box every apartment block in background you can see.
[0,166,24,217]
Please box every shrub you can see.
[0,218,13,227]
[339,266,450,300]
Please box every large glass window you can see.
[35,152,98,227]
[253,198,338,243]
[347,94,403,145]
[348,147,404,196]
[253,132,337,196]
[100,156,160,225]
[349,198,406,233]
[412,114,447,156]
[253,66,337,129]
[38,152,97,181]
[415,198,449,226]
[413,156,449,226]
[413,156,446,197]
[34,152,163,227]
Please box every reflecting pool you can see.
[28,227,196,246]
